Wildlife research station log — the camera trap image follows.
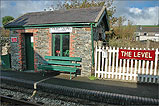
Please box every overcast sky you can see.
[0,0,159,26]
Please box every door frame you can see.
[25,33,34,70]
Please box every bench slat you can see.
[38,56,81,80]
[45,56,81,62]
[46,61,81,66]
[38,65,77,72]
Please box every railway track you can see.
[0,95,42,106]
[0,84,104,106]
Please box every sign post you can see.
[11,37,17,42]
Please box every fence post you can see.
[115,47,119,79]
[149,48,154,82]
[141,48,146,82]
[122,47,126,80]
[108,47,112,78]
[112,47,115,79]
[101,46,105,78]
[98,46,101,77]
[119,47,123,79]
[126,47,130,80]
[105,47,109,78]
[154,48,158,83]
[134,48,138,81]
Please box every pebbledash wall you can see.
[10,26,104,76]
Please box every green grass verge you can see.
[88,75,97,80]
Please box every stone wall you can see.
[70,27,92,76]
[9,26,103,76]
[10,29,25,70]
[34,28,51,70]
[10,28,52,71]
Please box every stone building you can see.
[5,6,109,76]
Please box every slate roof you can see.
[5,7,105,27]
[136,26,159,32]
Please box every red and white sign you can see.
[119,49,155,61]
[11,37,17,42]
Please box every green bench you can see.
[38,56,81,79]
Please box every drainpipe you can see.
[91,23,94,66]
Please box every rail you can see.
[0,95,42,106]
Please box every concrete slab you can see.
[1,70,158,99]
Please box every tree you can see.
[2,16,14,26]
[1,16,14,37]
[1,28,10,37]
[112,17,136,39]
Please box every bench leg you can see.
[70,72,72,80]
[75,72,77,77]
[42,72,45,76]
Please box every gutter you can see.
[4,23,93,29]
[24,23,92,27]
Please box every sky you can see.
[0,0,159,26]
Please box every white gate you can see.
[95,46,159,83]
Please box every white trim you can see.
[49,27,72,33]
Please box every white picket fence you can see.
[95,46,159,83]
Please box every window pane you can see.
[63,35,70,57]
[55,35,60,56]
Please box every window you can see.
[63,35,70,57]
[52,33,70,57]
[55,35,60,56]
[144,32,148,36]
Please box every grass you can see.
[1,68,12,71]
[88,75,97,80]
